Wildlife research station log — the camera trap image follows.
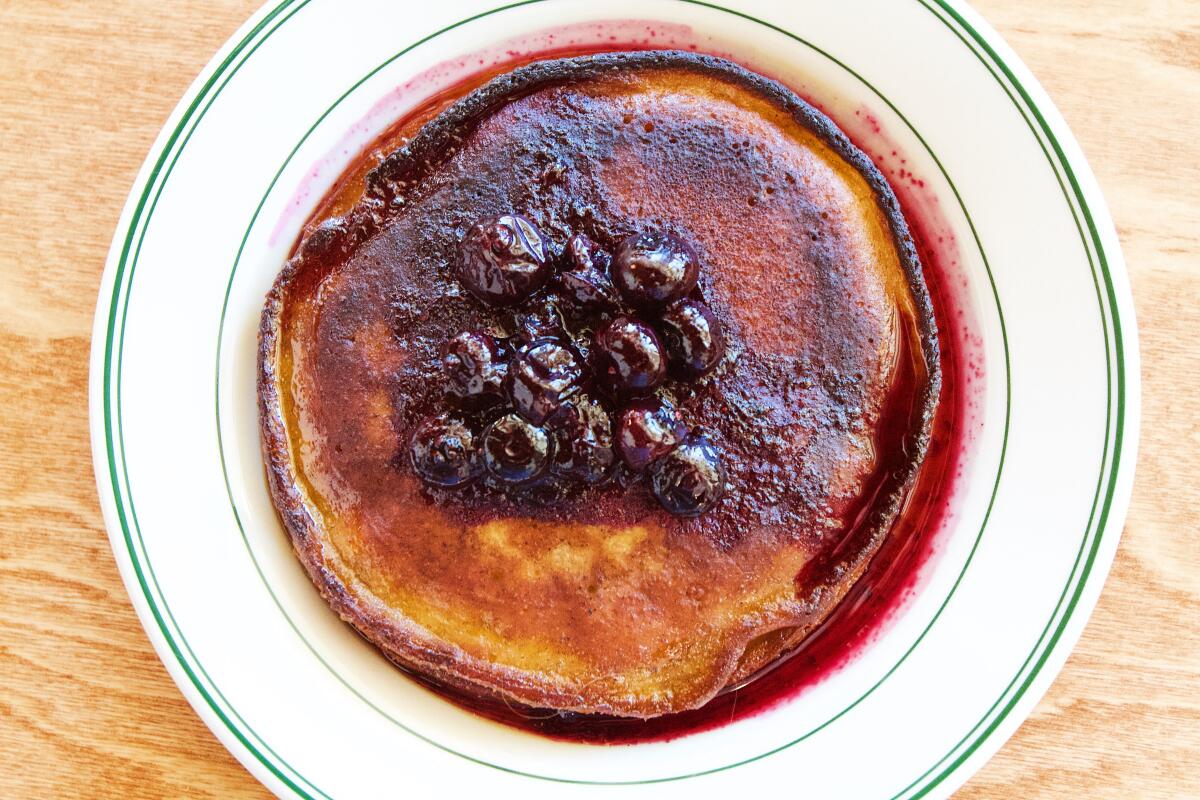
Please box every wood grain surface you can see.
[0,0,1196,797]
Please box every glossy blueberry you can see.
[612,230,699,308]
[551,395,616,485]
[456,214,551,306]
[562,232,611,273]
[556,233,619,310]
[408,414,480,488]
[650,431,726,516]
[508,339,586,425]
[515,295,567,343]
[441,331,508,404]
[482,413,553,484]
[659,299,725,377]
[616,397,686,471]
[593,316,666,398]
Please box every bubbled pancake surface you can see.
[259,51,939,718]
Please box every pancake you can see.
[258,51,940,719]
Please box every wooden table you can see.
[1,1,1196,796]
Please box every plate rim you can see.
[89,0,1141,797]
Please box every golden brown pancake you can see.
[258,51,940,719]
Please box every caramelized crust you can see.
[259,52,939,718]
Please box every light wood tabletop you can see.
[1,1,1196,797]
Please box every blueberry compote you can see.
[406,216,728,515]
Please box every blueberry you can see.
[593,316,666,398]
[551,395,616,485]
[515,295,568,343]
[408,414,480,488]
[659,299,725,377]
[616,397,686,471]
[457,215,551,306]
[562,232,611,273]
[482,413,553,483]
[612,230,698,308]
[650,431,726,516]
[556,233,619,310]
[441,331,507,404]
[508,339,586,425]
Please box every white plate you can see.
[90,1,1139,797]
